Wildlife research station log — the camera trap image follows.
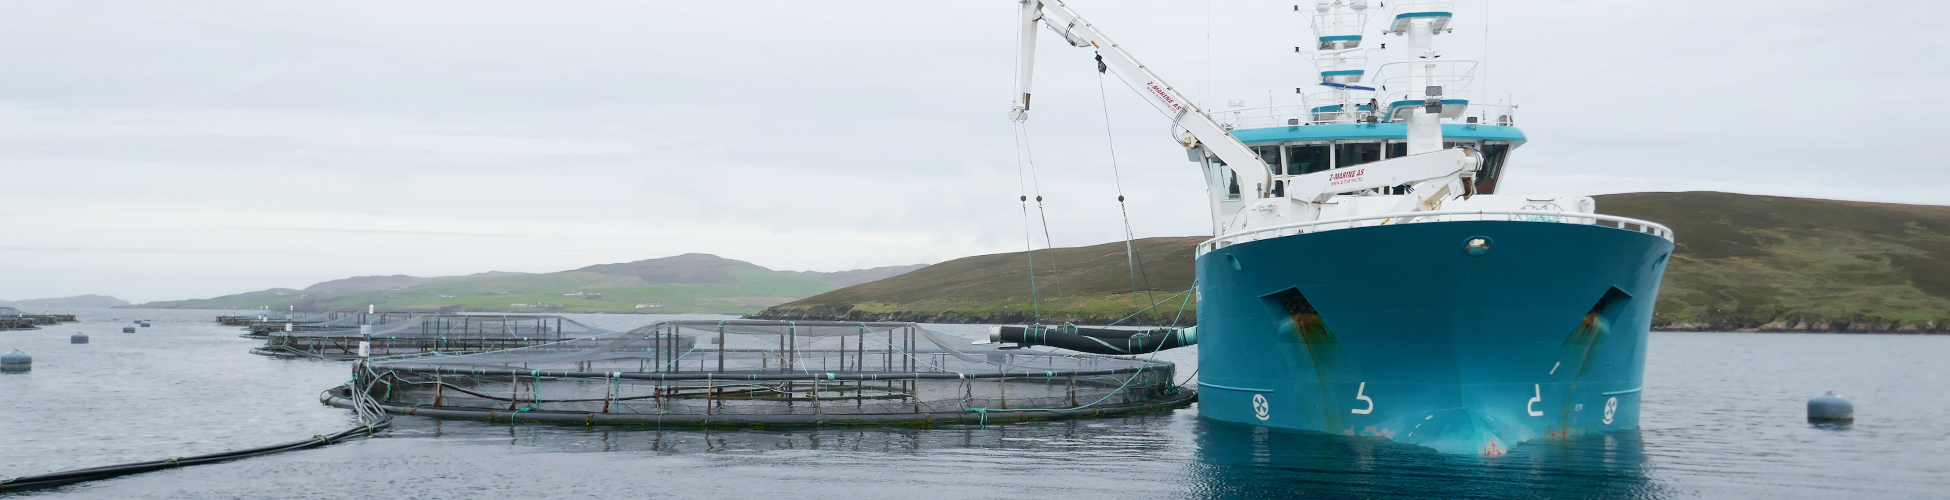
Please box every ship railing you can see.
[1219,102,1517,130]
[1197,209,1674,257]
[1467,103,1518,126]
[1221,104,1375,129]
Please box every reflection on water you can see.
[383,408,1673,500]
[11,310,1949,499]
[1185,418,1668,499]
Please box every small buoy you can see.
[140,322,152,328]
[123,326,136,333]
[1808,391,1854,423]
[133,320,141,324]
[1,350,30,373]
[72,332,89,344]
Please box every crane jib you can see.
[1146,82,1182,112]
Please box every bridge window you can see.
[1255,146,1283,175]
[1285,145,1330,175]
[1335,142,1382,168]
[1473,143,1512,194]
[1210,156,1241,199]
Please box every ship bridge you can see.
[1201,121,1525,201]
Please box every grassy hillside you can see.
[754,237,1203,325]
[134,255,922,315]
[1596,192,1950,332]
[761,192,1950,332]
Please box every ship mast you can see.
[1387,1,1456,155]
[1302,0,1375,123]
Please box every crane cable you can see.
[1009,13,1042,323]
[1096,54,1156,307]
[1020,127,1061,300]
[1011,122,1041,322]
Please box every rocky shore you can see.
[747,304,1195,327]
[758,306,1948,334]
[1655,316,1950,334]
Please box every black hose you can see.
[0,421,391,492]
[990,324,1197,355]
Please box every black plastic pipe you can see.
[0,422,390,492]
[989,325,1197,355]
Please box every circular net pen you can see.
[238,312,378,338]
[323,320,1193,426]
[256,314,619,360]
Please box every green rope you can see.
[965,407,990,426]
[528,369,542,410]
[1106,287,1195,327]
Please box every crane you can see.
[1008,0,1480,235]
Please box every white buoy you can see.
[1808,391,1854,423]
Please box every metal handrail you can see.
[1196,209,1674,257]
[1219,102,1519,130]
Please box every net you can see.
[324,320,1191,426]
[256,314,617,360]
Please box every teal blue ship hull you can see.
[1194,220,1672,455]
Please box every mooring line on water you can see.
[0,370,394,492]
[0,422,391,492]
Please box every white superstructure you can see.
[1010,0,1601,242]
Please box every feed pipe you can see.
[364,364,1168,381]
[0,422,390,492]
[989,325,1198,355]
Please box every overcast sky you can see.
[3,0,1945,303]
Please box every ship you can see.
[1002,0,1674,455]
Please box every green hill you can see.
[759,192,1950,332]
[0,295,131,308]
[132,254,924,315]
[753,237,1204,325]
[1598,192,1950,332]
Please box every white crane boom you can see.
[1009,0,1481,235]
[1009,0,1271,203]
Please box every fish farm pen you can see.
[323,320,1193,426]
[225,311,410,338]
[0,308,77,330]
[256,314,618,360]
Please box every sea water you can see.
[3,308,1945,499]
